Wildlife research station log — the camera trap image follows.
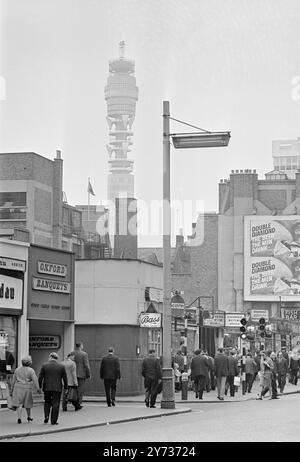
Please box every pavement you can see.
[1,378,300,441]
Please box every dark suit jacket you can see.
[214,353,229,377]
[142,355,162,380]
[191,355,210,379]
[73,349,91,379]
[100,354,121,380]
[38,360,68,392]
[277,358,288,375]
[227,355,239,376]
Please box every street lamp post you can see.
[161,101,231,409]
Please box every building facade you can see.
[273,138,300,179]
[27,244,75,375]
[218,168,300,351]
[0,151,84,256]
[75,258,163,395]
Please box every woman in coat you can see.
[11,355,41,423]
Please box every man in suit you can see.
[61,352,81,411]
[190,350,210,399]
[72,341,91,405]
[277,351,289,393]
[100,347,121,407]
[225,350,239,397]
[142,349,162,408]
[38,352,68,425]
[214,347,229,400]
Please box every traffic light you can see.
[259,317,266,337]
[240,317,247,340]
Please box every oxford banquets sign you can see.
[139,313,162,328]
[32,259,70,294]
[32,277,70,294]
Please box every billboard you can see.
[244,216,300,301]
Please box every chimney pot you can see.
[56,150,61,159]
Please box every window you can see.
[147,329,162,357]
[0,192,26,207]
[0,316,17,378]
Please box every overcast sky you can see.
[1,0,300,246]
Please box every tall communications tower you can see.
[105,41,139,205]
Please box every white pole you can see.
[88,177,90,221]
[161,100,175,409]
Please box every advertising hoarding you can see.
[244,216,300,301]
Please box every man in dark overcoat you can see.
[100,347,121,407]
[38,352,68,425]
[72,341,91,405]
[190,350,210,399]
[142,349,162,408]
[214,347,229,400]
[225,350,239,397]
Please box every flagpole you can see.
[88,177,90,221]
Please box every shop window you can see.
[147,329,162,357]
[0,316,17,379]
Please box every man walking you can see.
[225,350,239,397]
[277,351,288,393]
[72,341,91,405]
[214,347,229,400]
[270,352,279,399]
[245,353,257,393]
[289,353,300,385]
[61,352,81,411]
[100,347,121,407]
[38,352,68,425]
[190,350,210,399]
[142,349,162,408]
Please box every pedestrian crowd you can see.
[5,343,300,426]
[8,341,91,425]
[172,346,300,401]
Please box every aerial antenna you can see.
[119,40,125,59]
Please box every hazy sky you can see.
[1,0,300,246]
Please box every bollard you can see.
[181,372,189,400]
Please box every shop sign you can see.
[250,309,269,321]
[139,313,161,328]
[0,256,26,272]
[203,311,225,327]
[276,319,293,334]
[0,275,23,310]
[32,277,71,294]
[145,287,163,303]
[281,308,300,321]
[29,335,60,349]
[37,261,67,277]
[225,313,245,328]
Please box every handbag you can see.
[234,376,241,387]
[68,386,78,402]
[7,394,17,411]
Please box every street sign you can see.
[203,310,225,327]
[171,302,185,308]
[250,309,269,321]
[281,308,300,321]
[225,313,245,328]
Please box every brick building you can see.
[0,151,84,256]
